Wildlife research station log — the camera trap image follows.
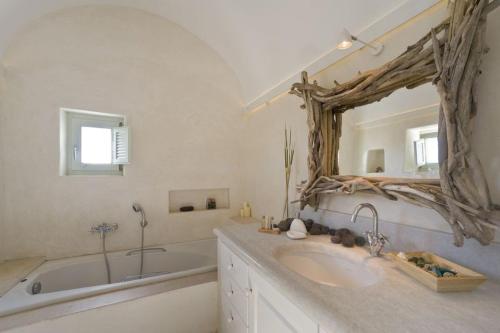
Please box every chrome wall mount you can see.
[90,223,119,238]
[126,247,166,256]
[336,28,384,55]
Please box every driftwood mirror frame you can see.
[290,0,499,246]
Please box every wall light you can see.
[336,29,384,55]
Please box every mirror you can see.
[339,83,440,179]
[291,1,498,246]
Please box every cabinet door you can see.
[221,292,248,333]
[248,267,318,333]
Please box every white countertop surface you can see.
[214,223,500,333]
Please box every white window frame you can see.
[61,109,126,176]
[414,131,439,171]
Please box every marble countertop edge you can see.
[214,223,500,333]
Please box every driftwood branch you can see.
[290,0,499,246]
[486,0,500,13]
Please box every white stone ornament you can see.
[287,219,307,239]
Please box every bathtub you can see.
[0,238,216,317]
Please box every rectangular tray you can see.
[390,251,487,292]
[258,228,281,235]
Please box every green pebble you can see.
[408,257,418,263]
[438,267,457,276]
[416,258,426,267]
[431,266,443,277]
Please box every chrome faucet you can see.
[90,223,118,284]
[90,223,119,238]
[350,203,387,257]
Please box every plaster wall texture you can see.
[0,6,244,260]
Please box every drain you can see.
[31,282,42,294]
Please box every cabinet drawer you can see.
[221,293,247,333]
[221,274,249,324]
[219,242,249,289]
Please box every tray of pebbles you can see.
[390,251,487,292]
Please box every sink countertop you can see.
[214,223,500,333]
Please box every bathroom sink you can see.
[273,242,382,288]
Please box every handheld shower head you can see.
[132,203,148,278]
[132,203,148,228]
[132,203,142,213]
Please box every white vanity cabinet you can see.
[218,240,319,333]
[248,266,318,333]
[219,241,250,333]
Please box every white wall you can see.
[0,64,5,260]
[241,96,309,222]
[242,2,500,238]
[5,282,218,333]
[350,106,439,177]
[350,81,439,124]
[0,6,244,261]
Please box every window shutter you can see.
[414,139,426,167]
[112,127,129,164]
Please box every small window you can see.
[414,134,438,171]
[404,124,439,174]
[60,108,129,176]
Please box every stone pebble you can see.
[277,218,294,231]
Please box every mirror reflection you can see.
[340,83,440,179]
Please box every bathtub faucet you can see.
[90,223,118,284]
[90,223,119,238]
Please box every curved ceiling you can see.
[0,0,438,106]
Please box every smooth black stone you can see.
[304,219,314,231]
[354,236,366,246]
[342,234,355,247]
[336,228,352,238]
[309,223,322,235]
[331,235,342,244]
[277,218,294,231]
[180,206,194,212]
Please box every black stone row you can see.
[277,218,366,248]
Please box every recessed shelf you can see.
[168,188,230,214]
[366,149,385,173]
[169,207,230,215]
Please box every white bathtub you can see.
[0,239,217,317]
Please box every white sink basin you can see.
[273,242,382,288]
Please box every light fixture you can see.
[336,29,384,56]
[337,29,353,50]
